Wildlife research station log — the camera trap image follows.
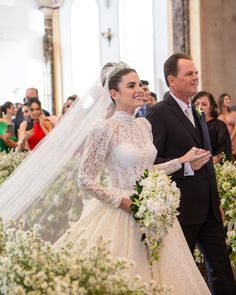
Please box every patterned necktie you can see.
[185,106,195,127]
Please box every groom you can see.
[146,53,235,295]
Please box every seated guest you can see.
[0,102,17,152]
[18,97,54,151]
[192,91,232,163]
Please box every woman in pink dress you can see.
[218,93,236,159]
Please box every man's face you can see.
[168,58,199,101]
[147,94,156,107]
[141,84,150,103]
[25,89,38,101]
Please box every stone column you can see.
[171,0,190,54]
[43,9,55,114]
[38,0,64,115]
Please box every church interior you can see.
[0,0,236,114]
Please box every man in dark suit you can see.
[146,53,235,295]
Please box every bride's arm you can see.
[153,147,211,175]
[78,121,123,208]
[140,118,211,175]
[153,159,182,175]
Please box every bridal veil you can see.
[0,62,129,242]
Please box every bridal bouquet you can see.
[130,169,180,264]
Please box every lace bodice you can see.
[78,111,181,208]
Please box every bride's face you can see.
[110,72,144,113]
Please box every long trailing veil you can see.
[0,62,128,243]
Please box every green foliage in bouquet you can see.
[0,151,28,185]
[0,218,171,295]
[130,168,180,265]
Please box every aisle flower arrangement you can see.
[130,168,180,264]
[0,218,171,295]
[0,151,28,185]
[194,158,236,273]
[0,152,110,244]
[214,158,236,266]
[22,160,110,244]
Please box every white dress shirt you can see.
[170,92,195,176]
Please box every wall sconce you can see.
[101,28,113,46]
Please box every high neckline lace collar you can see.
[112,111,135,122]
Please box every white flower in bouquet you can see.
[0,151,28,185]
[130,168,180,264]
[214,157,236,265]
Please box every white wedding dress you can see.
[55,111,210,294]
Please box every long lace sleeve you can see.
[139,118,182,175]
[153,159,182,175]
[78,121,122,208]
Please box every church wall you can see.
[200,0,236,103]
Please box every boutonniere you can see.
[195,106,203,117]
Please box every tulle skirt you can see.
[55,198,210,295]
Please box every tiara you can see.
[106,61,130,82]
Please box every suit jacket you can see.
[146,94,221,225]
[135,104,151,118]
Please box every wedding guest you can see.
[63,95,78,113]
[15,87,50,132]
[218,93,236,158]
[146,53,236,295]
[18,103,30,148]
[135,80,150,117]
[15,102,23,112]
[147,91,157,107]
[0,102,17,152]
[192,91,232,163]
[18,97,54,151]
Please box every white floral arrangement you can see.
[130,169,180,264]
[214,158,236,265]
[0,151,28,185]
[0,218,171,295]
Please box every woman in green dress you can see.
[0,101,17,153]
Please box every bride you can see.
[54,62,211,294]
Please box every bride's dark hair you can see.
[101,62,136,105]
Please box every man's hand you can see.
[179,147,211,164]
[190,152,211,170]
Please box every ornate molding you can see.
[37,0,64,10]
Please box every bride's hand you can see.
[178,147,211,165]
[119,198,132,214]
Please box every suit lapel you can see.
[193,106,212,152]
[166,95,202,146]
